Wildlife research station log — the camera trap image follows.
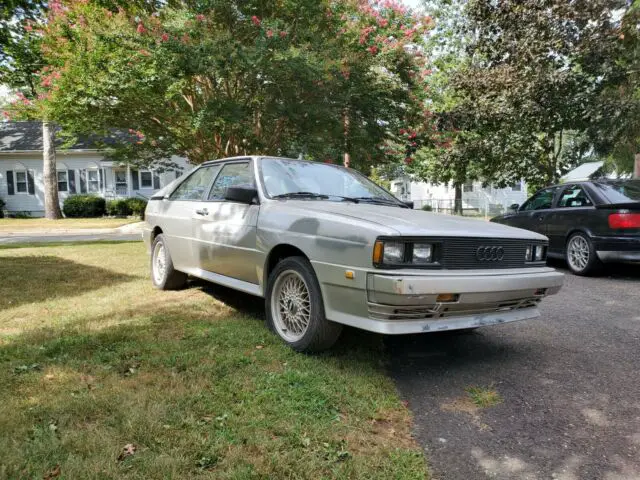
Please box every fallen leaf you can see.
[43,464,61,479]
[255,345,264,350]
[44,374,55,380]
[117,443,137,462]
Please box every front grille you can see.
[437,237,544,270]
[368,297,541,321]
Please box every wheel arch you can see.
[263,244,311,288]
[151,226,163,242]
[564,227,594,249]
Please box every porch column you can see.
[127,164,131,197]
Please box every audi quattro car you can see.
[143,156,564,352]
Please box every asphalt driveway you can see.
[390,262,640,480]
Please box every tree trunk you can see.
[343,109,350,168]
[634,152,640,179]
[43,121,63,219]
[454,183,463,215]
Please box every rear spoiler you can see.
[596,202,640,211]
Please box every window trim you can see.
[14,170,29,194]
[86,168,100,193]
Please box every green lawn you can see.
[0,242,426,479]
[0,218,138,232]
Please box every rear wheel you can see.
[565,232,602,276]
[265,256,342,352]
[151,234,188,290]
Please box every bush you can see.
[0,197,5,218]
[126,198,148,219]
[421,204,433,211]
[63,195,106,218]
[106,199,131,217]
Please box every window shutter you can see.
[131,169,139,190]
[6,171,15,195]
[153,172,160,189]
[79,169,87,193]
[27,170,35,195]
[99,168,104,190]
[68,170,76,193]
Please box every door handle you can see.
[195,208,209,216]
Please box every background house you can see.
[391,176,528,216]
[0,122,190,216]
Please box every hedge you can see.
[106,198,148,219]
[63,195,106,218]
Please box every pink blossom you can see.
[266,29,273,38]
[181,33,190,44]
[279,31,287,38]
[341,69,351,80]
[24,24,33,32]
[404,157,413,165]
[161,32,169,42]
[368,45,378,55]
[251,16,261,26]
[377,18,388,28]
[137,23,146,34]
[2,111,10,119]
[196,14,205,21]
[138,49,151,56]
[399,128,407,134]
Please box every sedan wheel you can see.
[565,232,602,276]
[151,234,188,290]
[265,256,342,352]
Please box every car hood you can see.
[277,201,548,240]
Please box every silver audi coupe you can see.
[143,156,564,352]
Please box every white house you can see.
[0,122,191,216]
[391,176,529,216]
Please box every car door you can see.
[507,187,559,236]
[156,165,221,270]
[192,160,262,285]
[546,184,596,254]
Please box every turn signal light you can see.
[436,293,459,303]
[609,213,640,229]
[373,240,384,264]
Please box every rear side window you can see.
[558,185,593,208]
[595,181,640,203]
[170,165,220,200]
[208,162,254,200]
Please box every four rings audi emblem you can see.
[475,246,505,261]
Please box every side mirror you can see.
[224,186,259,204]
[404,201,414,209]
[509,203,520,212]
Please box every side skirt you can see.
[180,267,264,298]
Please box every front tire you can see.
[151,234,188,290]
[565,232,602,276]
[265,256,342,352]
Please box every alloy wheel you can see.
[153,241,167,284]
[567,235,589,272]
[270,269,312,342]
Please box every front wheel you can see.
[265,256,342,352]
[151,234,188,290]
[565,232,602,276]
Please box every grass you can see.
[465,386,503,409]
[0,217,138,232]
[0,242,427,479]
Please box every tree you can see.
[21,0,432,174]
[412,0,629,199]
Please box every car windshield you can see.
[594,180,640,203]
[259,158,401,204]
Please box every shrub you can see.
[126,198,148,219]
[0,197,5,218]
[106,199,131,217]
[63,195,106,218]
[421,204,433,211]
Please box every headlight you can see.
[373,239,437,267]
[525,244,547,262]
[412,243,433,264]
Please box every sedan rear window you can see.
[595,181,640,204]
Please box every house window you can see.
[511,181,522,192]
[87,170,100,193]
[57,171,68,192]
[463,181,474,192]
[16,171,28,193]
[140,171,153,188]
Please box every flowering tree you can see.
[9,0,434,172]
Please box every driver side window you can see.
[208,162,254,200]
[521,188,557,211]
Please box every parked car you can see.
[491,180,640,275]
[143,156,563,352]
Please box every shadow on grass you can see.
[0,255,137,311]
[0,240,141,250]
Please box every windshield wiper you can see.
[351,197,408,208]
[272,192,330,200]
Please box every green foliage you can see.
[63,195,106,218]
[421,204,432,212]
[0,197,5,218]
[105,199,131,217]
[126,198,148,219]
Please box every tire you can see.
[565,232,602,276]
[151,234,188,290]
[265,256,342,352]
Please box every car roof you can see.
[200,155,300,166]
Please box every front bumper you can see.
[314,262,564,335]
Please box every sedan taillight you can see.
[608,213,640,229]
